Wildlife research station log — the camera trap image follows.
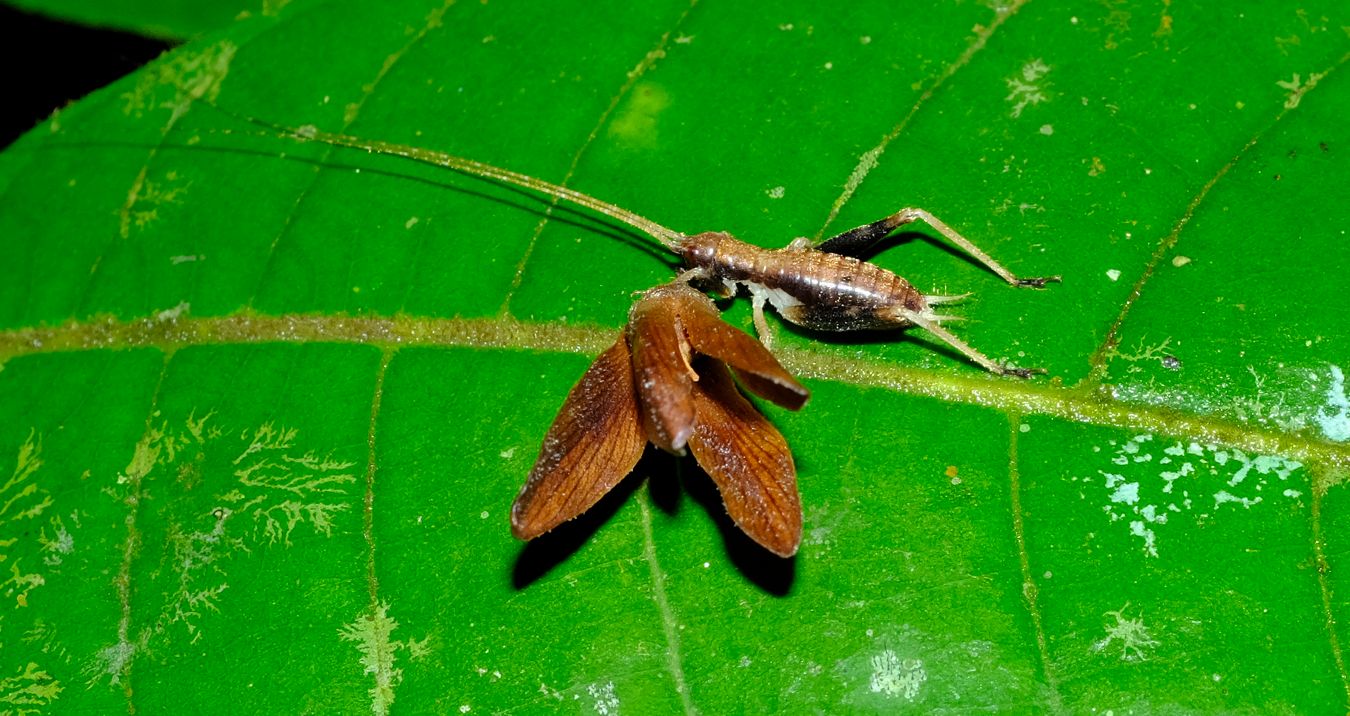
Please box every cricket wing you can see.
[673,285,810,411]
[686,360,802,557]
[627,284,698,454]
[511,339,647,541]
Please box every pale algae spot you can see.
[221,419,358,546]
[1083,434,1303,558]
[117,39,237,237]
[120,39,237,124]
[1276,71,1327,110]
[1093,603,1160,661]
[124,169,192,235]
[340,601,430,716]
[1115,363,1347,439]
[1,431,57,608]
[0,662,64,711]
[1005,59,1052,118]
[89,411,359,685]
[608,82,671,150]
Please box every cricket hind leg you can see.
[897,307,1044,378]
[811,208,1061,288]
[796,214,904,255]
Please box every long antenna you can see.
[229,112,687,251]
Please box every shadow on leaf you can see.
[681,461,796,596]
[512,448,796,594]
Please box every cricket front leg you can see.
[816,208,1061,288]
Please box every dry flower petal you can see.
[511,339,646,540]
[687,358,802,557]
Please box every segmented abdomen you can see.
[678,232,927,332]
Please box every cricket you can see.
[234,114,1059,376]
[224,111,1059,555]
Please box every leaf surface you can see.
[2,1,1350,712]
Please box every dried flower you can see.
[511,282,810,556]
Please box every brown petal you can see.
[686,359,802,557]
[511,338,647,541]
[662,284,810,411]
[627,285,698,454]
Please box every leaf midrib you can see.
[3,312,1346,472]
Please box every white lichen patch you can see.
[1118,363,1349,437]
[155,509,235,642]
[38,514,75,567]
[1086,434,1303,557]
[1093,603,1160,661]
[585,681,621,715]
[869,650,926,700]
[1,431,56,607]
[1315,365,1350,441]
[341,602,430,716]
[1005,59,1052,118]
[92,641,137,687]
[1,662,63,711]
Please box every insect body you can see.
[244,115,1058,376]
[676,221,1055,376]
[220,111,1061,554]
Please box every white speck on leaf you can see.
[586,681,620,715]
[1090,435,1302,557]
[1315,365,1350,441]
[1095,603,1159,661]
[869,650,926,700]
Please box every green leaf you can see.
[3,0,1350,712]
[5,0,266,41]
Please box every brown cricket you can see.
[241,114,1060,553]
[258,119,1059,375]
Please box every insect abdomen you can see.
[678,232,928,332]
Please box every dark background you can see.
[1,5,173,148]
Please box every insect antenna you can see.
[209,106,687,252]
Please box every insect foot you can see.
[1000,366,1048,379]
[1015,275,1063,288]
[511,282,811,558]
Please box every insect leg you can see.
[750,291,775,349]
[818,208,1061,288]
[809,215,900,256]
[898,308,1044,378]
